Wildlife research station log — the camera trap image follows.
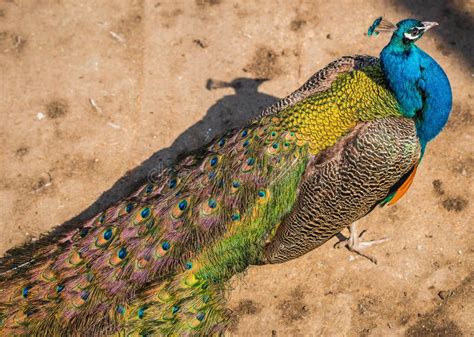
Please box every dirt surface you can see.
[0,0,472,336]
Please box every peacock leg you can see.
[334,222,391,264]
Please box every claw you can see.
[334,222,391,264]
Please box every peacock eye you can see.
[411,28,420,36]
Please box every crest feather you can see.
[368,17,397,36]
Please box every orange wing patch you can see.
[387,164,418,205]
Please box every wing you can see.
[263,117,421,264]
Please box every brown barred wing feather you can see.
[263,117,421,264]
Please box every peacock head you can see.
[368,17,438,46]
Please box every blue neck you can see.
[380,36,452,150]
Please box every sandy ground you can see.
[0,0,473,336]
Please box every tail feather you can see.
[0,117,307,335]
[121,155,307,335]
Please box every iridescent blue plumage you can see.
[379,18,452,150]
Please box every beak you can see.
[421,21,439,32]
[206,79,231,90]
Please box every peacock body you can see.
[0,18,451,336]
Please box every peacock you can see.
[0,17,452,336]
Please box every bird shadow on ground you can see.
[90,77,277,209]
[10,77,279,254]
[395,0,473,69]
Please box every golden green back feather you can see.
[264,65,401,154]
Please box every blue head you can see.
[393,19,439,49]
[369,17,438,50]
[369,17,452,150]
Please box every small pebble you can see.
[107,122,121,129]
[438,290,450,300]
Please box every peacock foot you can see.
[334,221,391,264]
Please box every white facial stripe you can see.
[404,32,419,40]
[404,26,426,40]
